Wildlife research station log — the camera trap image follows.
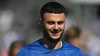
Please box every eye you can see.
[57,21,64,25]
[47,21,55,25]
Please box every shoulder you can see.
[17,40,40,56]
[62,41,83,56]
[62,40,79,50]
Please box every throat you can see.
[40,38,62,49]
[54,40,62,49]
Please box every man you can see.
[17,2,83,56]
[63,26,82,48]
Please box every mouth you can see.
[50,30,62,36]
[50,30,60,34]
[52,33,58,36]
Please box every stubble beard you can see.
[43,27,64,42]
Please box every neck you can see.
[40,37,62,49]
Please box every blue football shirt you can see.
[17,40,83,56]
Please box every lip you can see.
[49,31,61,36]
[50,30,60,34]
[51,32,59,36]
[52,34,58,36]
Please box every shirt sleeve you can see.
[72,48,84,56]
[16,47,27,56]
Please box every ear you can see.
[39,18,42,25]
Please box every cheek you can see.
[60,25,65,30]
[45,25,54,30]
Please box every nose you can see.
[53,23,59,30]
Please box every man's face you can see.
[42,13,65,40]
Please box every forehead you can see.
[43,13,65,21]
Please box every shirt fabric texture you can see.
[17,40,83,56]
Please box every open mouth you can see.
[50,29,62,33]
[52,34,59,36]
[50,30,62,36]
[50,30,61,34]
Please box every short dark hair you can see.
[40,2,67,20]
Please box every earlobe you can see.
[39,18,42,25]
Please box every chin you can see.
[51,36,60,40]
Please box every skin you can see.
[68,38,81,48]
[67,34,82,48]
[40,13,66,49]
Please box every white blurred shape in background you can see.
[0,10,20,56]
[0,10,13,32]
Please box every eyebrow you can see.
[57,21,64,24]
[46,21,64,24]
[46,21,55,25]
